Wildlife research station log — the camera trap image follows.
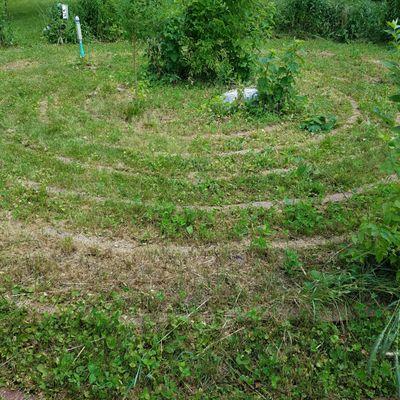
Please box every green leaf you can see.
[390,94,400,103]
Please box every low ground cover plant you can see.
[0,297,396,399]
[301,115,337,134]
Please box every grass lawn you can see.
[0,1,399,399]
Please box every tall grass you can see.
[369,301,400,398]
[276,0,388,42]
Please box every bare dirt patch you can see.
[56,155,141,177]
[364,58,383,67]
[317,51,336,58]
[38,99,48,124]
[0,215,274,307]
[0,389,34,400]
[1,60,38,72]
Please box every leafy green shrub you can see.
[386,0,400,21]
[148,0,275,82]
[118,0,173,41]
[347,50,400,282]
[43,3,77,44]
[0,0,13,47]
[209,44,303,116]
[75,0,123,41]
[348,199,400,279]
[346,127,399,278]
[276,0,387,42]
[254,42,304,113]
[118,0,174,105]
[340,31,400,397]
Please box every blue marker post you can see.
[74,16,85,58]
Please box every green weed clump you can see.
[0,18,12,47]
[148,0,275,82]
[276,0,388,42]
[301,115,337,134]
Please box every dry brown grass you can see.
[0,59,38,72]
[0,212,348,319]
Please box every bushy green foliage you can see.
[276,0,387,42]
[43,0,171,43]
[255,42,304,113]
[386,0,400,21]
[0,18,12,47]
[43,3,77,44]
[211,43,304,116]
[0,0,13,47]
[75,0,124,41]
[347,47,400,282]
[148,0,275,82]
[118,0,173,41]
[348,199,400,278]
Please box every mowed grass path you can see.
[0,34,397,243]
[1,29,398,304]
[0,2,400,399]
